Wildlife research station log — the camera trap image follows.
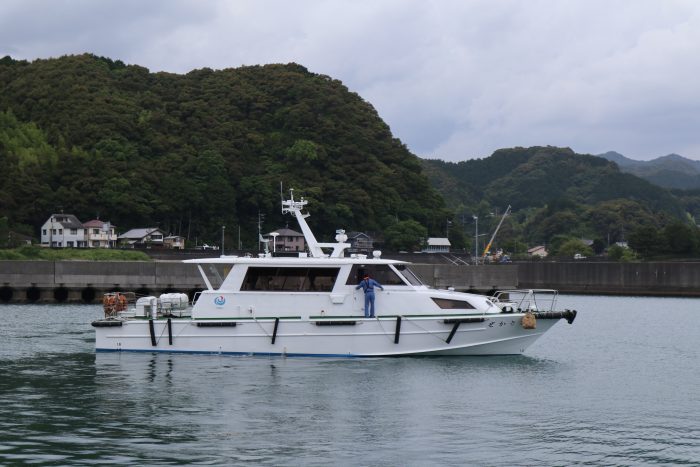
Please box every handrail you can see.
[491,289,558,312]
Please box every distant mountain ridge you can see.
[598,151,700,190]
[421,146,691,249]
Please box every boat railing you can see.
[491,289,559,312]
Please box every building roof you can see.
[118,228,163,240]
[346,231,371,239]
[266,228,304,237]
[83,219,116,229]
[528,245,547,253]
[427,237,451,246]
[48,214,83,229]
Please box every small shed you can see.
[528,245,548,257]
[424,237,451,253]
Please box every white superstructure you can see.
[93,192,576,357]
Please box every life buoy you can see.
[103,294,117,316]
[116,294,127,311]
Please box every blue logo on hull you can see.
[214,296,226,306]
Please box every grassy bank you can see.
[0,246,151,261]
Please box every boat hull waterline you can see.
[94,313,560,357]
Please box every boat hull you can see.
[93,313,560,357]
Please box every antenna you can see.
[279,181,284,214]
[257,211,265,252]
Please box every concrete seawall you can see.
[518,261,700,296]
[0,260,516,303]
[0,261,205,303]
[1,260,699,303]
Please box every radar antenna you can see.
[281,188,350,258]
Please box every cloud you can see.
[2,0,700,161]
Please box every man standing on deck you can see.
[355,274,384,318]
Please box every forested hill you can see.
[0,54,447,245]
[422,146,691,248]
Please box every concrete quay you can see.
[0,260,205,303]
[518,261,700,296]
[2,260,700,303]
[0,260,514,303]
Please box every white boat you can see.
[92,192,576,357]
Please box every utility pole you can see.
[473,215,479,265]
[221,225,225,255]
[257,212,265,252]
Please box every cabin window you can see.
[394,265,424,286]
[431,298,476,309]
[242,267,340,292]
[345,264,405,286]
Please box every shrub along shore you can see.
[0,245,150,261]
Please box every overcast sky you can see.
[2,0,700,161]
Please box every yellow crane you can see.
[482,205,511,259]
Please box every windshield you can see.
[393,265,424,286]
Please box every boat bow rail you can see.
[491,289,577,324]
[491,289,559,312]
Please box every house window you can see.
[52,229,57,235]
[93,229,100,235]
[92,241,100,247]
[71,229,77,235]
[67,241,74,247]
[58,229,63,235]
[42,229,47,235]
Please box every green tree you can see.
[384,220,428,251]
[628,226,666,258]
[556,239,594,258]
[607,244,636,261]
[0,216,8,248]
[663,222,697,255]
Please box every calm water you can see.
[1,296,699,466]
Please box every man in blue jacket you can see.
[355,274,384,318]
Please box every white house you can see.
[164,235,185,250]
[82,219,117,248]
[118,228,165,247]
[528,245,548,257]
[40,214,86,248]
[423,237,451,253]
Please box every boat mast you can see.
[281,189,350,258]
[282,189,324,257]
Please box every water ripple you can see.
[1,299,700,465]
